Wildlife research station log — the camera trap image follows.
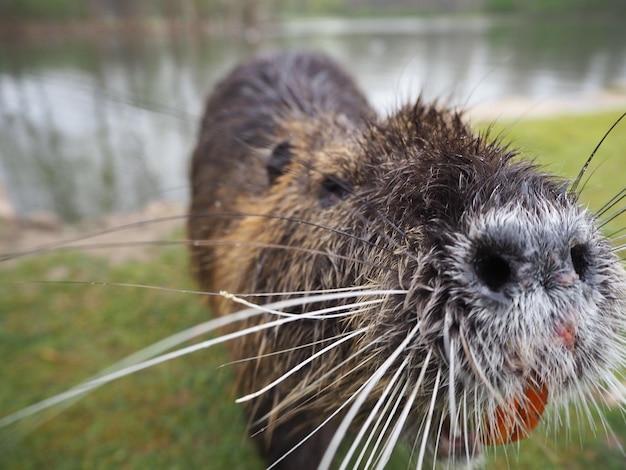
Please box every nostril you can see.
[570,244,589,281]
[473,248,512,292]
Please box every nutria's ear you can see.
[267,140,293,185]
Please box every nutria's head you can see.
[211,101,626,466]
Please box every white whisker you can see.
[447,337,458,438]
[588,388,624,455]
[236,326,370,403]
[0,305,263,428]
[251,345,380,431]
[266,356,393,469]
[318,323,422,470]
[367,381,411,470]
[220,329,358,367]
[1,291,393,428]
[576,383,599,437]
[229,285,389,297]
[459,326,505,406]
[431,407,446,470]
[416,368,442,470]
[340,357,410,470]
[222,290,404,320]
[358,378,406,470]
[462,389,471,465]
[376,349,434,470]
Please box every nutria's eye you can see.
[267,141,293,185]
[570,243,590,280]
[473,248,512,292]
[319,175,351,208]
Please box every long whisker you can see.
[596,201,626,228]
[19,283,399,318]
[569,111,626,197]
[236,326,370,404]
[462,389,472,465]
[607,235,626,253]
[226,285,387,298]
[6,238,397,273]
[220,329,360,367]
[1,290,394,428]
[416,368,442,470]
[372,381,418,469]
[459,326,504,405]
[594,186,626,219]
[265,348,404,470]
[376,349,435,470]
[1,207,398,263]
[356,377,406,469]
[0,214,189,262]
[459,325,537,447]
[339,356,410,469]
[252,346,380,434]
[587,384,624,455]
[318,323,422,470]
[19,282,382,298]
[577,382,599,437]
[448,337,458,439]
[0,305,263,429]
[190,210,400,255]
[432,402,448,470]
[473,386,484,461]
[195,239,398,271]
[222,291,397,319]
[25,71,200,125]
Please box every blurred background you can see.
[0,0,625,224]
[2,2,626,469]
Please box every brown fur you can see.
[188,51,379,468]
[187,51,626,469]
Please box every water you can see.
[0,15,625,222]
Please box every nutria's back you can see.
[187,51,626,470]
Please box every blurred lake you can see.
[1,15,625,222]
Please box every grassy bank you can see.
[483,110,626,236]
[0,110,625,468]
[0,246,265,469]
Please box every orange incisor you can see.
[481,380,549,446]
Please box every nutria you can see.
[187,50,626,469]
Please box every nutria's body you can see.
[188,51,626,469]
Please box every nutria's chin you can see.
[188,50,626,469]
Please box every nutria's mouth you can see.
[438,378,548,460]
[481,379,549,446]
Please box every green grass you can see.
[1,110,625,469]
[0,247,264,469]
[479,110,626,235]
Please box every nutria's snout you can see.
[436,201,621,380]
[410,193,625,457]
[470,226,588,302]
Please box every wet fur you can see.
[187,51,626,469]
[2,50,626,470]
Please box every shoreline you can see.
[1,95,625,262]
[0,200,185,265]
[466,88,626,122]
